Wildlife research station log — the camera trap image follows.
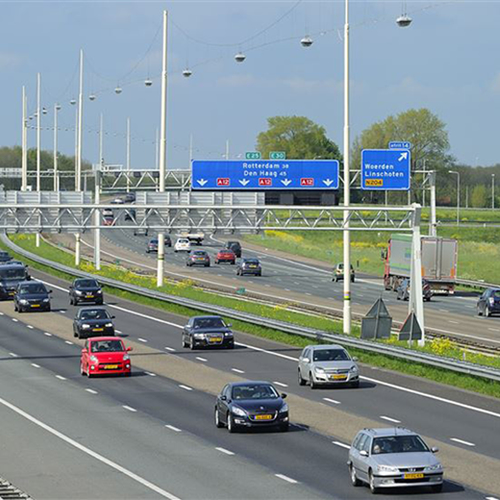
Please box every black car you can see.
[73,307,115,339]
[396,278,432,302]
[236,258,262,276]
[69,278,103,305]
[14,281,52,312]
[182,315,234,350]
[225,241,242,258]
[0,251,12,264]
[0,262,30,300]
[215,381,289,433]
[124,193,136,203]
[477,287,500,317]
[146,236,172,253]
[186,250,210,267]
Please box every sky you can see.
[0,0,499,170]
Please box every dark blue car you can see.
[477,287,500,317]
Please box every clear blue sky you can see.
[0,1,498,169]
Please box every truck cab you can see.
[0,262,30,300]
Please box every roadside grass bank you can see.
[3,234,500,399]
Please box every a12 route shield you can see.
[361,149,411,191]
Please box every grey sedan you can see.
[348,427,443,493]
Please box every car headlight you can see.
[75,290,83,295]
[82,324,90,329]
[424,464,442,472]
[377,465,399,473]
[232,406,247,417]
[123,354,130,361]
[90,355,98,363]
[105,322,113,328]
[194,334,205,339]
[315,367,325,374]
[43,298,50,302]
[19,299,28,305]
[279,403,289,413]
[349,365,358,373]
[224,332,233,337]
[96,290,102,294]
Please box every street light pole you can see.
[75,48,84,266]
[126,117,131,193]
[53,103,61,191]
[342,0,351,335]
[492,174,495,210]
[36,73,41,248]
[448,170,460,225]
[21,86,28,192]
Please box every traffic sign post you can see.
[245,152,261,160]
[270,151,286,160]
[361,149,411,191]
[192,159,339,190]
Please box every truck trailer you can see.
[383,234,458,294]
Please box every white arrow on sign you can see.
[239,179,250,186]
[323,179,334,186]
[197,179,208,186]
[398,152,408,162]
[281,179,292,186]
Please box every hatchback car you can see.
[215,381,289,433]
[477,287,500,317]
[73,307,115,339]
[215,248,236,265]
[236,258,262,276]
[69,278,103,305]
[348,427,443,493]
[224,241,242,258]
[396,279,432,302]
[174,237,191,253]
[14,281,52,312]
[182,315,234,349]
[0,251,12,263]
[298,344,359,388]
[80,337,132,378]
[186,250,210,267]
[333,263,355,282]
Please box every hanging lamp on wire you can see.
[182,68,193,78]
[234,51,246,63]
[301,35,313,47]
[396,2,412,27]
[115,85,122,94]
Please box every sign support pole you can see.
[94,166,101,271]
[409,204,425,346]
[429,171,437,237]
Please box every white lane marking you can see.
[0,312,3,315]
[27,325,34,329]
[179,384,193,391]
[9,352,18,358]
[439,309,448,313]
[165,347,176,352]
[332,441,351,449]
[284,288,291,292]
[273,381,288,388]
[165,425,182,432]
[231,368,245,374]
[85,389,98,394]
[138,338,148,343]
[305,293,312,296]
[0,394,179,499]
[323,398,341,405]
[196,357,207,362]
[275,474,298,484]
[55,375,66,381]
[146,372,157,377]
[65,340,74,345]
[450,437,475,447]
[59,310,66,314]
[107,304,182,329]
[12,318,18,322]
[31,363,40,368]
[115,329,123,334]
[486,497,500,500]
[488,328,500,332]
[448,320,459,324]
[44,332,52,337]
[123,405,137,413]
[380,415,401,424]
[215,447,235,456]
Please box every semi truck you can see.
[383,234,458,294]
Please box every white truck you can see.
[178,232,204,246]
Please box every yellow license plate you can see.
[9,292,14,296]
[331,374,347,380]
[209,337,222,343]
[86,294,94,298]
[93,328,104,332]
[105,364,119,370]
[404,473,424,480]
[31,304,40,308]
[254,414,273,421]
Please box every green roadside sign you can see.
[270,151,286,160]
[245,151,261,160]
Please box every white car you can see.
[174,238,191,253]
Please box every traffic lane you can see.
[23,268,500,460]
[0,320,485,500]
[0,328,327,500]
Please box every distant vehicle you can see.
[298,344,359,388]
[215,381,289,433]
[174,237,191,253]
[224,241,242,258]
[347,427,443,493]
[236,258,262,276]
[215,248,236,265]
[124,208,136,221]
[123,193,135,203]
[396,278,432,302]
[14,281,52,312]
[0,262,30,300]
[102,209,114,226]
[110,197,124,204]
[333,263,355,283]
[182,315,234,350]
[73,307,115,339]
[384,234,458,294]
[186,250,210,267]
[0,251,12,263]
[146,236,171,253]
[80,337,132,378]
[178,232,204,246]
[102,208,114,217]
[69,278,103,306]
[477,287,500,317]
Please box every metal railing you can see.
[2,234,500,383]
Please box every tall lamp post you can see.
[448,170,460,225]
[53,103,61,191]
[492,174,495,210]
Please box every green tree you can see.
[256,116,341,161]
[471,185,487,208]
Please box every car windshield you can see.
[372,435,429,455]
[313,349,349,362]
[193,317,225,329]
[80,309,109,320]
[90,339,124,353]
[19,284,46,294]
[232,384,279,400]
[0,268,26,280]
[494,290,500,298]
[76,279,98,288]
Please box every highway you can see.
[0,267,499,498]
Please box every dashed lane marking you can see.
[275,474,298,484]
[44,332,52,337]
[9,352,18,358]
[231,368,245,374]
[450,437,475,447]
[123,405,137,412]
[273,381,288,388]
[332,441,350,449]
[65,341,74,345]
[31,363,40,368]
[165,425,182,432]
[138,338,148,343]
[55,375,67,381]
[380,416,401,424]
[179,384,193,391]
[165,347,176,352]
[85,389,98,394]
[215,447,235,456]
[196,357,208,362]
[27,325,34,329]
[323,398,341,405]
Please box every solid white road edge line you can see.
[0,395,180,500]
[332,441,351,450]
[275,474,298,484]
[450,437,475,447]
[215,447,235,456]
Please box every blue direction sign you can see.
[361,149,411,191]
[191,159,339,190]
[389,141,412,149]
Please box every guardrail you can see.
[456,278,499,290]
[2,234,500,383]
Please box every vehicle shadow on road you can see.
[376,479,464,495]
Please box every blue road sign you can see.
[361,149,411,191]
[191,159,339,190]
[389,141,412,149]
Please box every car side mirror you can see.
[431,447,439,453]
[111,316,116,319]
[359,450,369,457]
[281,393,287,399]
[127,346,133,352]
[303,358,310,363]
[48,290,53,294]
[227,323,232,328]
[26,275,31,281]
[69,285,73,289]
[352,356,358,362]
[220,395,227,401]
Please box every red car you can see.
[215,249,236,265]
[80,336,132,378]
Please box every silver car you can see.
[348,428,443,494]
[297,344,359,388]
